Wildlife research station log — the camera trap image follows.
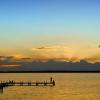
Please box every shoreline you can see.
[0,71,100,73]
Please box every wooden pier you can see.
[0,78,55,92]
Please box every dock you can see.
[0,78,55,93]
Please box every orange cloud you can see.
[0,45,100,63]
[31,45,78,62]
[31,45,100,63]
[0,64,21,68]
[85,53,100,64]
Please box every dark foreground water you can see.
[0,73,100,100]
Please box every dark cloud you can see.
[0,56,14,61]
[37,47,47,49]
[0,60,100,71]
[21,57,32,60]
[36,46,52,50]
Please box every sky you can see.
[0,0,100,66]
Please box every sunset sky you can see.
[0,0,100,65]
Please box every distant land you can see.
[0,60,100,72]
[0,71,100,73]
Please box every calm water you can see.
[0,73,100,100]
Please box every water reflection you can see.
[0,87,3,94]
[0,73,100,100]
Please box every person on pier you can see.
[52,80,55,86]
[50,77,53,82]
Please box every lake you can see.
[0,73,100,100]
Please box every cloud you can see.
[98,45,100,48]
[0,45,100,66]
[0,56,14,61]
[0,64,21,68]
[0,55,32,63]
[37,46,52,50]
[32,46,56,51]
[31,45,78,62]
[31,45,100,63]
[85,53,100,63]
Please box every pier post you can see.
[36,82,38,86]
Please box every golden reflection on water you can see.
[0,73,100,100]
